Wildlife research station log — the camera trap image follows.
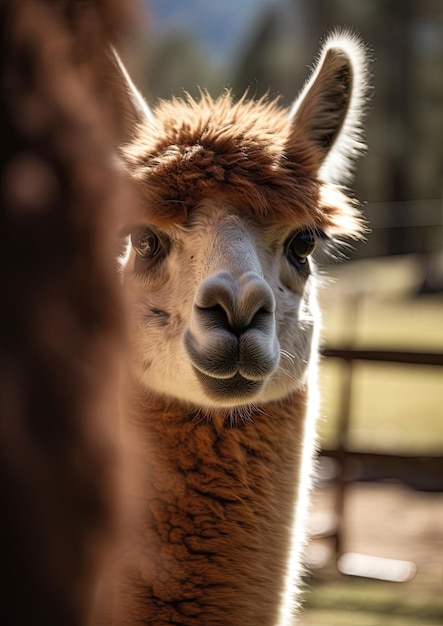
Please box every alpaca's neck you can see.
[118,386,316,626]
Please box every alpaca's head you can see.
[117,31,369,413]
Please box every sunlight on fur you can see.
[112,29,370,626]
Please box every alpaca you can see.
[0,1,136,624]
[111,30,370,626]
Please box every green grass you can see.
[317,256,443,453]
[319,360,443,452]
[302,575,443,626]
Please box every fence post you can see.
[332,292,362,565]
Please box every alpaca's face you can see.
[123,197,320,409]
[118,31,369,412]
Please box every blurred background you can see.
[128,1,443,624]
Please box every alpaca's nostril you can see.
[196,303,232,333]
[197,304,268,337]
[249,308,275,334]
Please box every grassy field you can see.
[317,255,443,453]
[302,574,443,626]
[303,255,443,626]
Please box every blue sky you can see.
[147,0,282,63]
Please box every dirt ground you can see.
[307,482,443,579]
[298,482,443,625]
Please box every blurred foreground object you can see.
[0,0,136,624]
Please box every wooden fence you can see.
[318,347,443,563]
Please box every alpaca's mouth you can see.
[193,368,263,401]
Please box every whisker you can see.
[191,407,208,426]
[280,349,296,365]
[277,364,300,384]
[250,403,272,421]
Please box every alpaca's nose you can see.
[194,270,275,336]
[185,270,279,383]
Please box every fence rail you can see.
[321,347,443,367]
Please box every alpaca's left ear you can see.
[107,47,154,141]
[287,31,370,185]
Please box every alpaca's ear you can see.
[287,31,369,185]
[107,47,153,140]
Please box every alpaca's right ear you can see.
[287,31,369,185]
[108,48,153,140]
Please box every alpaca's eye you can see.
[131,226,162,261]
[286,230,316,265]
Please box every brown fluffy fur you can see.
[124,92,364,237]
[0,1,135,624]
[113,388,308,626]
